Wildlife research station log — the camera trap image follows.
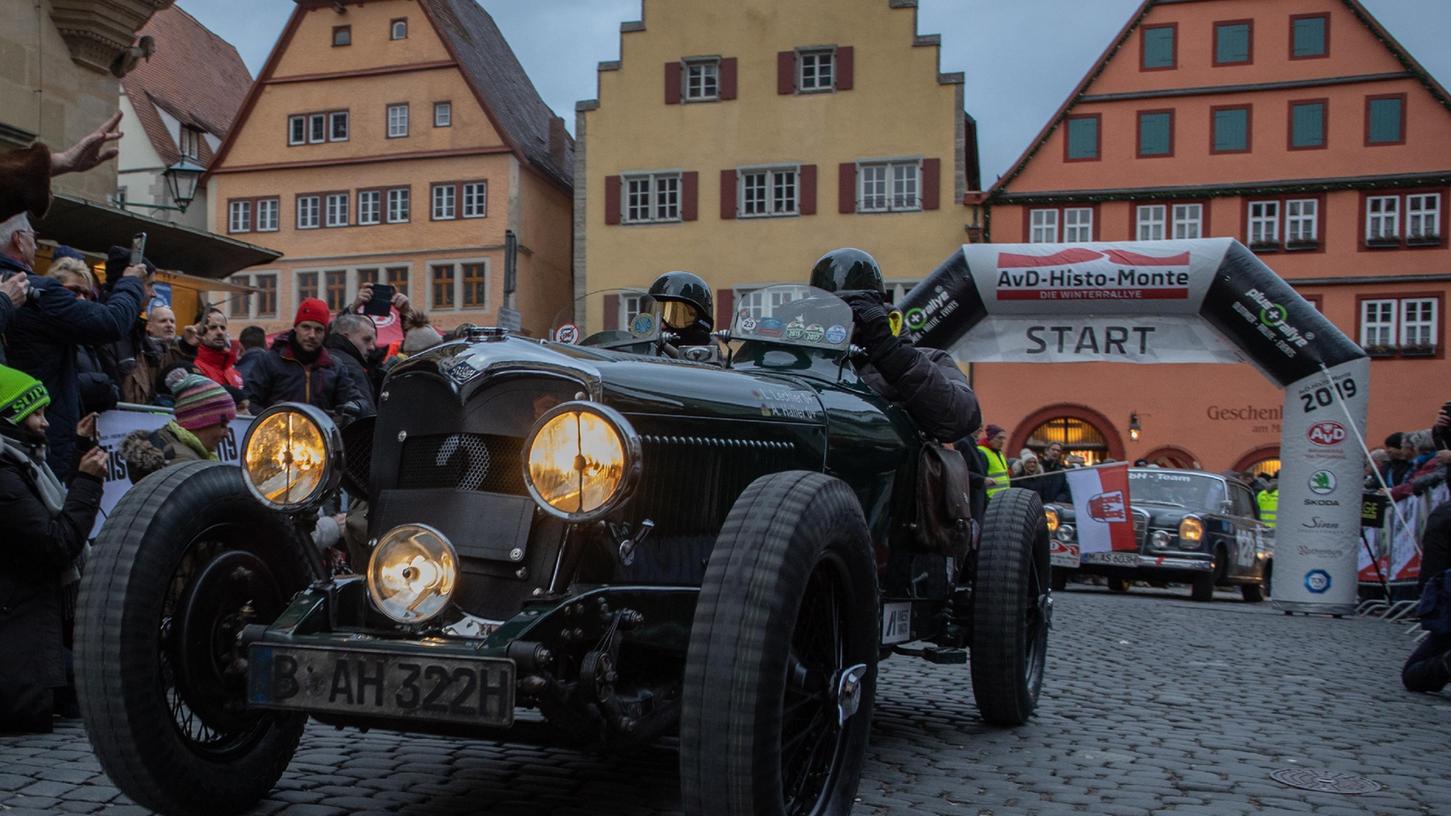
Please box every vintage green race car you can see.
[75,285,1049,816]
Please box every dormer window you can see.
[332,25,351,47]
[390,18,407,40]
[179,126,200,160]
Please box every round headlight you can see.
[1179,515,1204,544]
[240,404,342,512]
[1056,524,1075,543]
[1044,507,1060,533]
[1151,530,1172,549]
[367,524,459,624]
[522,402,641,522]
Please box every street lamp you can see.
[119,158,205,214]
[1128,412,1142,442]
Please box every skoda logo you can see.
[1303,569,1332,594]
[1308,470,1337,495]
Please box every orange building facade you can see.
[980,0,1450,472]
[208,0,573,337]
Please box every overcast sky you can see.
[178,0,1451,183]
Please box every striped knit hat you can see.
[170,372,236,431]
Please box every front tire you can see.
[680,471,878,816]
[970,488,1050,726]
[76,462,309,816]
[1107,576,1132,593]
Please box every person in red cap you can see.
[242,298,366,415]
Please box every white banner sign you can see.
[949,316,1247,365]
[91,409,253,537]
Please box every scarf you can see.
[166,420,219,461]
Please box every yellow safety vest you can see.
[978,445,1009,498]
[1256,488,1278,527]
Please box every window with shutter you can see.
[1366,95,1404,145]
[664,61,682,104]
[1141,24,1175,70]
[838,163,855,213]
[799,164,817,215]
[1291,14,1328,59]
[777,52,795,95]
[1137,110,1173,157]
[1214,21,1252,65]
[1289,101,1326,149]
[1211,106,1250,153]
[1065,115,1100,161]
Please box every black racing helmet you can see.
[809,247,884,294]
[647,270,714,341]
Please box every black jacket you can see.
[0,254,29,366]
[0,436,102,728]
[323,332,377,415]
[6,274,143,479]
[860,340,980,443]
[245,332,367,414]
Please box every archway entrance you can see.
[1141,445,1200,469]
[1012,403,1123,465]
[903,238,1370,614]
[1233,446,1282,477]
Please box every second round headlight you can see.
[522,402,640,522]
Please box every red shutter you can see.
[604,175,621,225]
[921,158,940,210]
[838,163,856,214]
[715,287,735,331]
[665,61,681,104]
[799,164,817,215]
[720,169,738,220]
[720,58,738,100]
[777,51,796,94]
[681,171,698,221]
[836,46,854,91]
[603,294,619,331]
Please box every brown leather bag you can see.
[915,443,974,561]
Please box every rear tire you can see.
[1241,581,1266,603]
[970,487,1050,727]
[680,471,878,816]
[77,462,309,816]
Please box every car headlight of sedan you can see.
[1055,523,1075,543]
[1044,507,1060,533]
[522,401,641,522]
[240,403,342,512]
[1179,515,1205,545]
[1151,530,1172,549]
[368,524,459,624]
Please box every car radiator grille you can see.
[1133,508,1149,549]
[397,433,527,495]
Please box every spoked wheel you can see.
[77,463,308,816]
[970,487,1051,726]
[682,471,877,816]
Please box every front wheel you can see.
[970,487,1050,726]
[76,462,309,816]
[1107,576,1132,594]
[680,471,878,816]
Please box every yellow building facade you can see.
[576,0,979,332]
[210,0,572,337]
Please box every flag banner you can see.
[1389,495,1424,583]
[1066,463,1136,555]
[90,408,253,537]
[1357,527,1389,584]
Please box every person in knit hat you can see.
[0,365,107,732]
[120,371,237,483]
[243,297,366,416]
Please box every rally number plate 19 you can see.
[247,644,514,727]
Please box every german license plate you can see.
[247,644,514,726]
[1082,551,1139,567]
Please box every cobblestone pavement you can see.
[2,586,1447,815]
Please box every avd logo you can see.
[1308,470,1337,495]
[1303,569,1332,594]
[1306,420,1346,447]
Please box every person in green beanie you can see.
[0,365,107,732]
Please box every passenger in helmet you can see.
[648,271,714,347]
[810,248,981,443]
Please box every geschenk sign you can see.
[901,238,1370,615]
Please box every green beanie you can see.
[0,365,50,426]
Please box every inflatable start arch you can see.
[902,238,1370,614]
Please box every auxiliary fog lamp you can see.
[522,402,641,523]
[367,524,460,624]
[240,403,342,512]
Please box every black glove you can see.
[841,290,897,358]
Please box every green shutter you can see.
[1138,112,1171,156]
[1216,23,1250,64]
[1368,97,1403,143]
[1292,17,1326,57]
[1291,103,1325,148]
[1067,117,1099,160]
[1213,108,1248,151]
[1143,27,1175,68]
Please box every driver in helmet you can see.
[810,248,980,443]
[648,270,714,348]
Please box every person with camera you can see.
[0,366,107,732]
